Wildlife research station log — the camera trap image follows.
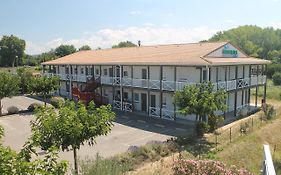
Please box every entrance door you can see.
[150,94,156,107]
[141,93,147,112]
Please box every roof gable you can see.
[204,42,248,58]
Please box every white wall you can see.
[176,67,201,83]
[163,66,174,81]
[206,43,247,58]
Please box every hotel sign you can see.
[222,44,238,57]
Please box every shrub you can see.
[272,72,281,85]
[208,115,224,132]
[27,103,43,112]
[173,159,254,175]
[263,104,276,120]
[196,121,210,137]
[7,106,19,114]
[50,96,65,108]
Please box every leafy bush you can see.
[273,72,281,85]
[173,159,254,175]
[263,104,276,120]
[27,103,43,112]
[7,106,19,114]
[50,96,64,108]
[208,115,224,132]
[196,121,210,137]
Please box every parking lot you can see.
[0,96,193,167]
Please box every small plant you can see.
[240,122,250,134]
[263,104,276,120]
[196,121,210,137]
[50,96,65,108]
[208,115,224,132]
[7,106,19,114]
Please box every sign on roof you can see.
[206,43,247,58]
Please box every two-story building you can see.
[42,42,270,121]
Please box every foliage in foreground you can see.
[173,82,227,136]
[0,72,20,116]
[0,126,68,175]
[30,100,115,173]
[173,159,254,175]
[80,141,179,175]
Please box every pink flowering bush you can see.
[173,159,254,175]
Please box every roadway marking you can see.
[155,124,165,128]
[137,120,146,123]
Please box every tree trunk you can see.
[73,148,78,174]
[0,99,2,116]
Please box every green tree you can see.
[16,67,33,94]
[54,45,76,57]
[173,82,227,135]
[30,101,115,174]
[272,72,281,85]
[0,35,26,67]
[30,76,59,105]
[112,41,137,48]
[0,72,19,116]
[79,45,91,51]
[0,125,68,175]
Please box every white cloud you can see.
[25,26,218,54]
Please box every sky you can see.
[0,0,281,55]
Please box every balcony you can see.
[113,100,133,112]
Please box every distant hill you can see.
[205,25,281,61]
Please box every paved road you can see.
[0,96,194,169]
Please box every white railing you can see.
[149,107,161,118]
[161,108,175,120]
[226,80,236,91]
[132,78,148,88]
[122,78,133,86]
[176,81,195,91]
[101,76,113,85]
[217,81,227,90]
[149,80,160,89]
[113,100,121,110]
[162,80,175,91]
[59,74,67,80]
[77,75,87,82]
[113,77,121,85]
[251,76,258,86]
[123,102,132,112]
[262,145,276,175]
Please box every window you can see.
[134,93,139,102]
[103,69,108,76]
[74,67,78,74]
[65,67,69,74]
[81,68,84,74]
[95,69,99,75]
[123,71,128,77]
[202,70,207,81]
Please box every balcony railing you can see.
[149,107,161,117]
[161,108,174,120]
[50,73,267,92]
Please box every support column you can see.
[131,66,134,111]
[264,65,267,103]
[224,66,227,118]
[70,65,73,99]
[255,65,259,107]
[174,66,177,120]
[112,65,114,107]
[120,65,123,111]
[234,66,238,116]
[147,66,150,115]
[242,65,245,106]
[248,65,251,105]
[160,66,163,118]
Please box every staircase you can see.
[72,76,108,106]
